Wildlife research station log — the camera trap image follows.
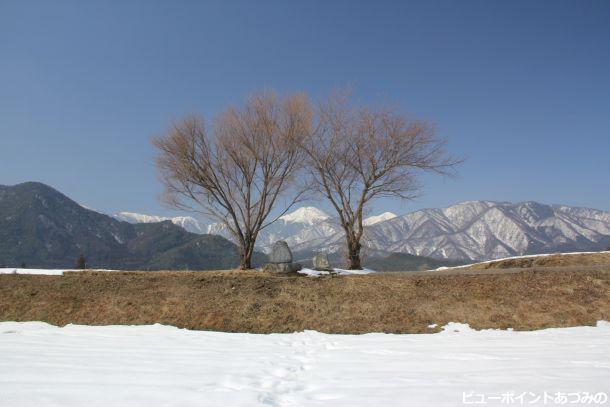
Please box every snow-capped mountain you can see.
[356,201,610,261]
[279,207,330,225]
[363,212,397,226]
[113,212,207,234]
[114,212,169,224]
[115,202,610,261]
[245,201,610,260]
[206,207,340,252]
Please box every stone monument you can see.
[313,252,332,271]
[263,241,302,273]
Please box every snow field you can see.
[0,321,609,406]
[296,267,376,277]
[0,267,377,277]
[0,268,119,276]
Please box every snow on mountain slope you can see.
[114,212,169,224]
[279,206,330,225]
[361,201,610,261]
[113,212,206,234]
[280,201,610,261]
[205,207,340,253]
[363,212,397,225]
[170,216,207,234]
[115,202,610,261]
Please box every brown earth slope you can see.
[1,267,608,334]
[460,251,610,271]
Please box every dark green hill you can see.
[0,182,266,270]
[293,249,465,271]
[364,252,466,271]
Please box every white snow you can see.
[114,212,207,234]
[178,201,610,259]
[279,207,330,225]
[297,267,376,277]
[0,321,608,406]
[114,211,171,223]
[0,268,118,276]
[0,267,377,277]
[363,211,397,225]
[268,201,610,262]
[0,268,67,275]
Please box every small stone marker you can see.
[313,252,332,271]
[263,240,302,273]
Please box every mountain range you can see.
[0,182,265,269]
[121,202,610,261]
[2,182,609,269]
[114,212,206,234]
[361,201,610,260]
[0,182,455,271]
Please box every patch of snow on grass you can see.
[0,268,119,276]
[298,267,376,277]
[0,321,608,406]
[0,268,68,275]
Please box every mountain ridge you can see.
[6,182,608,266]
[113,212,206,234]
[197,200,610,261]
[0,182,462,270]
[116,199,610,261]
[0,182,265,269]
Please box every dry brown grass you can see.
[463,251,610,270]
[1,266,608,334]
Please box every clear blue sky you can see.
[1,0,609,219]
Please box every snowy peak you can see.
[116,201,610,262]
[114,212,170,224]
[363,201,610,261]
[363,212,397,226]
[167,216,207,234]
[279,207,330,225]
[113,212,206,234]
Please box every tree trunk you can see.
[239,252,252,270]
[346,238,362,270]
[239,241,254,270]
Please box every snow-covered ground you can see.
[297,267,376,277]
[1,322,608,407]
[0,268,118,275]
[0,268,68,275]
[0,267,376,277]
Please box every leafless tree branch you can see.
[153,92,311,269]
[302,94,461,269]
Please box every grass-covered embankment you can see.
[1,267,609,334]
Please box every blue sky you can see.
[1,0,609,219]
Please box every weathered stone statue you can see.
[313,252,332,271]
[263,241,302,273]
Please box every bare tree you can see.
[75,253,87,270]
[303,95,460,269]
[153,93,311,269]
